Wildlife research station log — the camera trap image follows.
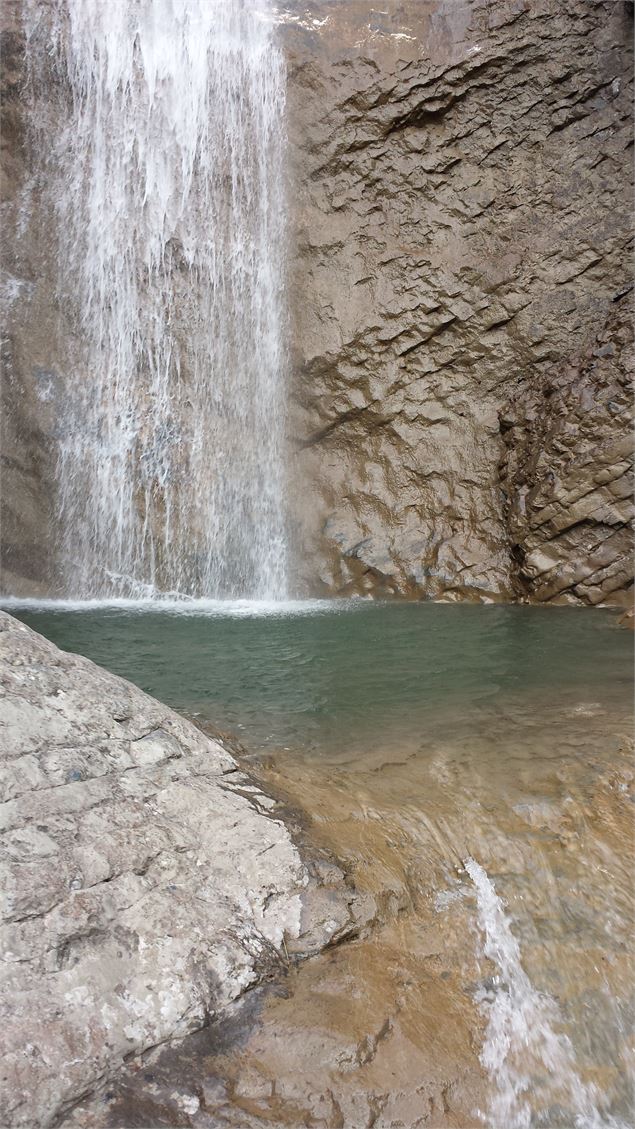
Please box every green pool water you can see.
[6,600,632,756]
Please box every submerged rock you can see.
[0,611,351,1128]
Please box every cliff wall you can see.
[1,0,633,603]
[284,0,634,603]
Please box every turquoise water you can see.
[6,600,632,755]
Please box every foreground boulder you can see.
[0,612,310,1127]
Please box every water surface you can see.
[8,599,631,750]
[8,600,634,1128]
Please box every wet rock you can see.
[0,4,64,596]
[0,611,336,1128]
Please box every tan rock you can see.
[0,0,633,606]
[283,0,634,603]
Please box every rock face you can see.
[284,0,634,603]
[0,611,316,1128]
[499,288,634,604]
[1,0,67,596]
[1,0,634,604]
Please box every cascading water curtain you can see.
[27,0,289,599]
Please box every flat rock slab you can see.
[0,612,311,1128]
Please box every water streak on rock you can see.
[466,857,624,1129]
[27,0,288,598]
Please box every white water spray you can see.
[465,858,624,1129]
[26,0,288,598]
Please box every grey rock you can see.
[0,611,311,1128]
[500,292,634,604]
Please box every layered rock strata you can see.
[284,0,634,603]
[0,612,361,1128]
[0,0,633,604]
[499,287,634,604]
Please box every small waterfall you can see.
[26,0,288,599]
[465,858,624,1129]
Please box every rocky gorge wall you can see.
[284,0,634,604]
[1,0,633,604]
[1,0,62,596]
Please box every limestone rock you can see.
[499,289,634,605]
[1,2,64,596]
[284,0,634,602]
[0,0,633,604]
[0,611,310,1128]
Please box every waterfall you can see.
[26,0,288,599]
[465,858,625,1129]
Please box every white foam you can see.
[25,0,289,599]
[0,597,362,619]
[465,857,624,1129]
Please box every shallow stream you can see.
[7,600,634,1128]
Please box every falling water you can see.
[26,0,288,599]
[465,858,626,1129]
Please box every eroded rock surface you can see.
[0,612,357,1128]
[284,0,634,602]
[54,670,635,1129]
[1,0,633,604]
[500,288,634,604]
